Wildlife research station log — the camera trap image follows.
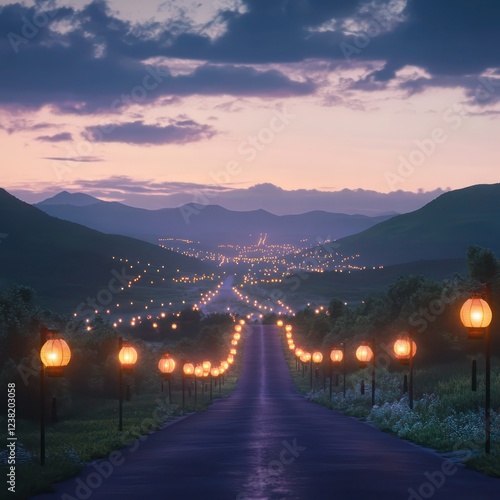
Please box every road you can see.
[36,325,498,499]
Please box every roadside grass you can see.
[281,334,500,477]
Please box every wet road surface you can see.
[35,325,498,499]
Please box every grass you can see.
[281,334,500,477]
[0,358,243,499]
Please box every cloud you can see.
[83,119,216,145]
[42,156,102,162]
[36,132,73,142]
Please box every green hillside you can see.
[334,184,500,266]
[0,189,212,310]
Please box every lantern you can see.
[227,354,234,364]
[277,319,284,327]
[356,343,373,368]
[330,348,343,363]
[233,332,241,340]
[235,325,242,333]
[194,365,204,378]
[288,343,295,350]
[460,296,492,339]
[183,362,195,376]
[295,347,304,358]
[202,361,211,372]
[312,351,323,364]
[171,323,178,330]
[285,325,292,333]
[40,338,71,377]
[119,344,138,374]
[301,352,311,363]
[230,348,237,355]
[231,339,238,346]
[221,360,229,370]
[210,367,220,377]
[158,354,175,375]
[393,337,417,365]
[239,319,245,325]
[286,332,292,339]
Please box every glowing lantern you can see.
[171,323,178,330]
[277,319,284,327]
[460,296,492,339]
[158,354,175,375]
[210,367,220,377]
[183,362,195,376]
[312,351,323,364]
[239,319,245,325]
[230,348,237,355]
[393,337,417,365]
[356,343,373,368]
[202,361,211,372]
[287,338,294,345]
[194,365,204,378]
[227,354,234,364]
[295,347,304,358]
[288,343,295,350]
[233,332,241,340]
[286,332,292,339]
[285,325,292,333]
[330,348,344,363]
[40,338,71,377]
[301,352,311,363]
[235,325,242,333]
[231,339,238,346]
[119,344,138,374]
[221,360,229,370]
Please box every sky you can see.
[1,0,499,212]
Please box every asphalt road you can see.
[35,325,498,500]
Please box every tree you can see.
[467,246,499,283]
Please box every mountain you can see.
[332,184,500,266]
[35,195,394,246]
[37,190,102,207]
[0,189,212,310]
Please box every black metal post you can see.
[485,283,492,454]
[371,338,375,407]
[210,376,213,399]
[40,327,47,465]
[329,365,332,399]
[182,375,185,408]
[342,342,346,398]
[168,376,172,404]
[472,359,477,392]
[310,359,313,389]
[194,377,198,405]
[409,331,414,410]
[51,397,58,424]
[118,337,123,431]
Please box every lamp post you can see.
[158,354,175,404]
[294,348,303,371]
[182,362,195,408]
[356,340,375,406]
[194,365,204,404]
[118,338,138,431]
[312,351,323,389]
[330,344,345,399]
[393,334,417,409]
[39,328,71,465]
[460,287,493,454]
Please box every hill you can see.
[332,183,500,266]
[35,195,393,246]
[0,189,212,311]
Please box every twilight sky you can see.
[1,0,499,212]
